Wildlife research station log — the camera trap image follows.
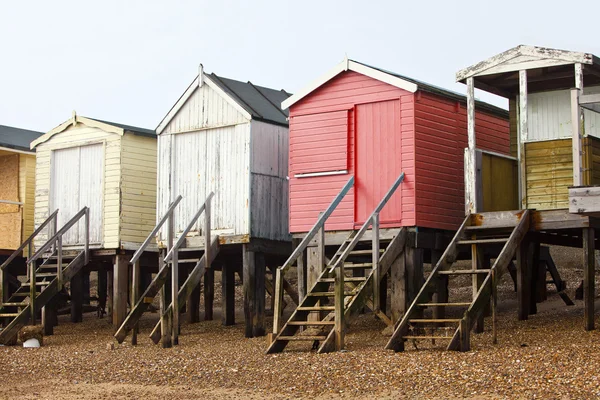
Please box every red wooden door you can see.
[355,99,403,226]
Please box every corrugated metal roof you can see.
[88,118,155,137]
[209,73,291,126]
[352,60,508,118]
[0,124,43,152]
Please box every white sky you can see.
[2,0,600,132]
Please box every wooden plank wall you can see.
[525,139,572,209]
[20,154,36,251]
[0,154,22,249]
[481,152,518,212]
[120,133,157,247]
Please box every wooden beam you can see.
[70,268,84,323]
[204,268,214,321]
[583,228,595,331]
[187,264,200,323]
[517,237,530,321]
[293,238,307,303]
[465,77,477,214]
[390,246,406,324]
[518,70,528,209]
[431,249,448,321]
[131,260,140,345]
[113,255,129,328]
[254,252,266,337]
[243,244,255,338]
[221,262,235,326]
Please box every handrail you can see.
[0,199,24,206]
[164,192,214,262]
[278,176,355,274]
[131,195,183,265]
[1,209,59,271]
[29,207,89,263]
[329,172,405,272]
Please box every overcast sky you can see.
[2,0,600,132]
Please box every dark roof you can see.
[0,125,43,152]
[352,60,509,118]
[209,73,291,126]
[88,118,155,137]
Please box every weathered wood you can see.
[527,241,539,315]
[379,274,388,315]
[372,213,380,311]
[307,245,324,322]
[474,250,489,333]
[295,238,307,303]
[70,268,83,323]
[204,268,214,321]
[465,76,477,214]
[491,269,497,345]
[517,237,530,321]
[221,262,235,326]
[42,298,57,336]
[572,63,583,187]
[113,255,129,328]
[159,252,172,348]
[243,244,255,338]
[459,317,470,352]
[187,264,200,323]
[334,262,345,351]
[405,247,424,309]
[431,249,448,321]
[131,260,140,345]
[254,252,266,337]
[519,69,528,208]
[583,228,595,331]
[107,268,113,319]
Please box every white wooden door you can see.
[51,144,103,245]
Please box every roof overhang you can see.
[31,114,125,149]
[156,71,252,135]
[0,145,35,155]
[281,57,418,110]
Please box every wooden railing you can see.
[328,172,405,350]
[27,207,90,324]
[272,177,355,336]
[0,210,59,306]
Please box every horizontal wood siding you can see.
[162,82,248,134]
[0,154,21,250]
[414,92,510,230]
[289,71,415,233]
[34,124,121,250]
[120,133,157,247]
[585,136,600,186]
[250,120,289,241]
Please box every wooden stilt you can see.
[83,270,90,306]
[159,252,172,348]
[583,228,595,331]
[492,269,498,345]
[294,238,307,304]
[107,268,113,320]
[113,255,129,328]
[460,317,470,352]
[243,244,256,338]
[97,265,107,318]
[390,248,406,324]
[431,249,447,321]
[42,298,57,336]
[475,250,489,334]
[517,237,530,321]
[131,260,140,345]
[204,268,214,321]
[188,264,200,323]
[307,245,323,322]
[254,252,266,337]
[221,262,235,326]
[70,267,83,323]
[171,248,179,345]
[334,261,345,351]
[379,273,388,315]
[405,246,424,317]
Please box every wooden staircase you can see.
[386,210,531,352]
[114,193,220,347]
[0,207,90,344]
[267,172,406,354]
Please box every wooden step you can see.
[319,277,366,283]
[35,273,57,278]
[438,269,491,275]
[409,319,461,323]
[1,303,27,307]
[11,292,39,297]
[173,258,201,264]
[39,264,68,269]
[417,302,472,307]
[402,335,453,340]
[465,225,516,231]
[297,306,335,311]
[349,249,384,255]
[287,321,335,326]
[308,291,355,297]
[277,335,327,341]
[0,313,20,318]
[21,282,50,287]
[457,238,508,245]
[343,263,373,268]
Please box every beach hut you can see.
[0,125,41,253]
[115,65,293,347]
[267,57,512,353]
[28,114,157,329]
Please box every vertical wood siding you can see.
[414,92,510,230]
[288,71,416,233]
[157,124,251,241]
[34,125,121,250]
[119,133,157,246]
[250,120,289,241]
[525,86,600,142]
[162,83,247,134]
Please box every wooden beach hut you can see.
[386,45,600,353]
[267,57,512,353]
[0,125,41,253]
[1,113,157,344]
[115,65,294,347]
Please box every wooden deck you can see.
[569,186,600,218]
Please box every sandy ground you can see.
[1,245,599,399]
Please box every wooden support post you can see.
[243,244,256,338]
[113,254,129,328]
[294,238,307,304]
[42,298,57,336]
[475,249,489,334]
[254,252,266,337]
[405,246,424,310]
[379,274,388,315]
[491,269,498,345]
[372,213,380,312]
[83,270,90,306]
[518,70,528,208]
[572,63,584,187]
[29,261,36,325]
[431,249,447,321]
[334,260,345,351]
[160,251,172,348]
[187,264,200,323]
[131,260,140,345]
[204,268,214,321]
[583,228,595,331]
[460,317,470,352]
[390,247,406,324]
[307,244,324,322]
[97,265,107,318]
[528,241,540,315]
[517,237,530,321]
[171,249,179,345]
[465,76,477,214]
[107,268,113,320]
[70,267,84,323]
[221,262,235,326]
